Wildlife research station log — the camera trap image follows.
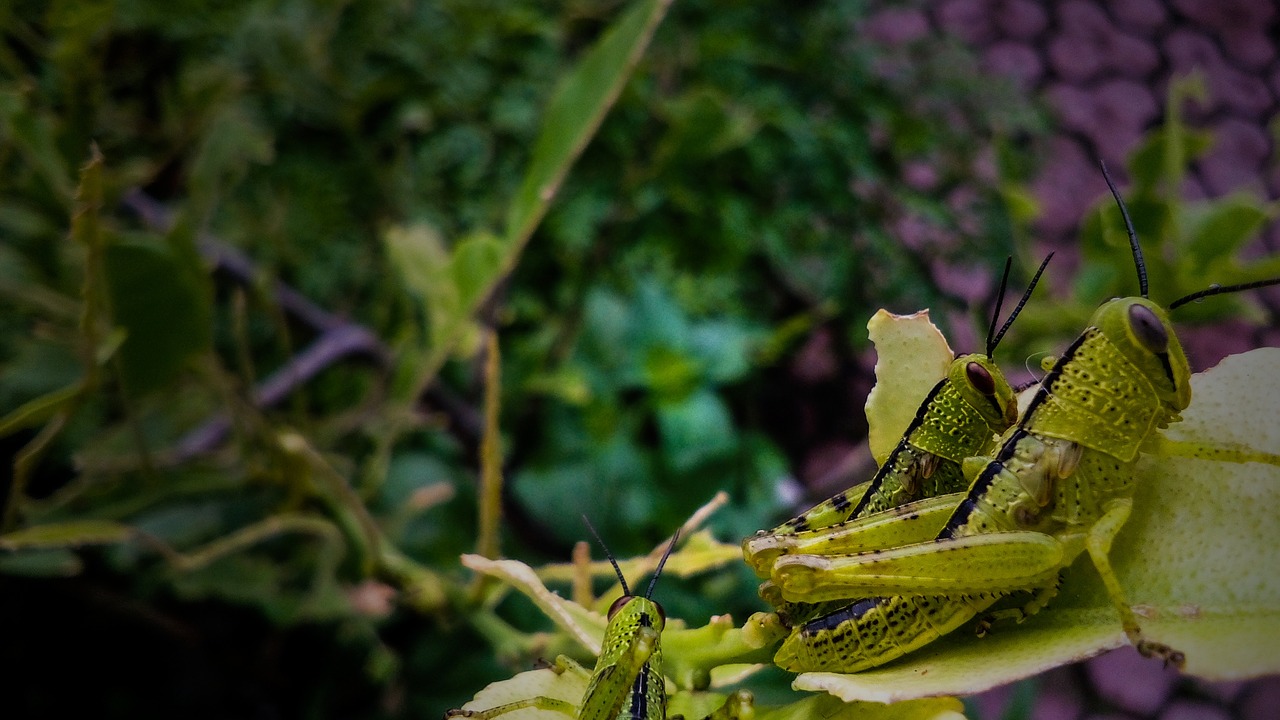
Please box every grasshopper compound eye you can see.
[607,595,633,620]
[966,361,997,396]
[1128,304,1168,354]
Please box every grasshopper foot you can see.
[974,616,994,638]
[1136,639,1186,669]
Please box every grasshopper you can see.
[744,253,1052,626]
[760,164,1280,673]
[448,524,753,720]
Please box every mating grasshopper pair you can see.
[745,166,1280,674]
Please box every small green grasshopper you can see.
[761,165,1280,673]
[744,253,1052,625]
[448,524,753,720]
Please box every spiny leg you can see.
[1087,499,1185,668]
[975,570,1065,637]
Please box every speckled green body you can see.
[762,353,1017,540]
[579,596,666,720]
[771,298,1193,673]
[743,353,1017,626]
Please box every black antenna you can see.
[645,529,681,600]
[988,252,1054,358]
[1170,278,1280,311]
[1100,160,1147,298]
[582,515,629,597]
[985,257,1013,357]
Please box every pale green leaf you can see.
[865,310,953,466]
[462,554,608,655]
[384,222,456,345]
[754,693,965,720]
[454,660,590,720]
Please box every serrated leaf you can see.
[865,310,953,466]
[797,348,1280,702]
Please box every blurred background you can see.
[1,1,1277,718]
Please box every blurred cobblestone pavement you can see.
[875,2,1280,719]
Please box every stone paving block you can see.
[1171,0,1277,70]
[1197,117,1270,196]
[995,0,1049,40]
[1050,1,1160,82]
[936,0,997,44]
[1164,29,1273,119]
[1047,79,1158,164]
[1029,135,1099,238]
[1190,678,1248,706]
[1240,677,1280,720]
[1109,0,1169,32]
[865,7,930,44]
[1032,667,1086,720]
[1085,647,1180,717]
[985,41,1043,89]
[1159,699,1230,720]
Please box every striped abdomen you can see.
[774,593,1000,673]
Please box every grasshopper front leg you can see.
[1085,499,1184,667]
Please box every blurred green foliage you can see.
[1008,75,1280,364]
[0,0,1053,717]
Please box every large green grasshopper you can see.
[744,254,1052,625]
[759,166,1280,673]
[447,526,753,720]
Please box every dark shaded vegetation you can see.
[0,1,1127,717]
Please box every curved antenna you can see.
[1099,160,1147,298]
[988,252,1055,358]
[1170,278,1280,311]
[985,257,1013,357]
[645,529,681,600]
[582,515,630,597]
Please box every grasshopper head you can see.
[1091,297,1191,414]
[949,353,1019,429]
[602,593,665,655]
[606,591,665,630]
